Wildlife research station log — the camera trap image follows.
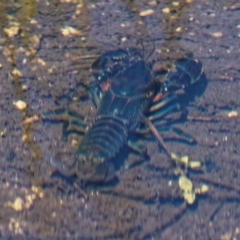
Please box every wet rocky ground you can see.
[0,0,240,239]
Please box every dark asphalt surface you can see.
[0,0,240,239]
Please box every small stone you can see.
[228,111,238,118]
[25,194,34,209]
[148,0,156,6]
[139,9,154,16]
[9,197,24,211]
[200,184,209,193]
[4,26,20,38]
[29,35,41,50]
[220,232,232,240]
[61,26,81,36]
[3,47,11,57]
[180,156,189,165]
[31,185,39,193]
[194,187,201,194]
[172,2,179,6]
[210,32,223,38]
[175,27,181,32]
[183,191,195,204]
[171,152,178,161]
[22,134,28,142]
[75,9,81,15]
[39,192,44,198]
[162,8,170,14]
[0,128,6,137]
[8,218,23,234]
[13,100,27,110]
[37,58,46,66]
[48,68,53,74]
[12,68,22,77]
[189,161,201,169]
[30,18,37,24]
[179,176,193,192]
[71,139,78,146]
[121,37,127,42]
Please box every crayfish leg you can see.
[62,120,88,141]
[142,117,171,157]
[147,103,181,122]
[42,108,87,123]
[41,108,89,141]
[127,140,147,155]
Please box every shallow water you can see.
[0,0,239,239]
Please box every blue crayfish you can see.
[32,47,207,183]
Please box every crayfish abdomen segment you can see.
[78,115,128,160]
[74,115,129,182]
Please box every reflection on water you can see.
[125,0,193,54]
[0,0,40,158]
